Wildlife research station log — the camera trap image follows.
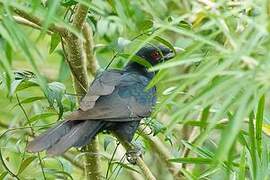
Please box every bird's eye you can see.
[151,51,160,60]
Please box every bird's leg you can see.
[111,120,142,164]
[126,144,142,165]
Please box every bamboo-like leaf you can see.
[0,171,8,179]
[39,0,61,39]
[215,89,255,162]
[248,111,257,178]
[238,148,246,180]
[120,53,152,68]
[154,36,176,53]
[17,156,37,175]
[256,95,265,158]
[12,96,45,109]
[111,161,140,174]
[49,33,61,54]
[29,112,57,123]
[169,157,212,164]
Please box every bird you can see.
[26,44,175,158]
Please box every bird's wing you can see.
[79,69,123,111]
[67,72,156,121]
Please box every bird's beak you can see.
[163,52,175,60]
[163,47,184,60]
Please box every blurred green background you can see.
[1,0,270,179]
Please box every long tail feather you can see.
[46,121,102,156]
[26,120,103,156]
[26,121,74,152]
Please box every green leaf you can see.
[57,52,70,82]
[248,111,257,178]
[120,54,152,68]
[39,0,61,39]
[256,95,265,157]
[0,171,8,179]
[0,24,16,49]
[49,33,61,54]
[19,96,45,104]
[44,169,73,180]
[154,36,176,54]
[215,89,254,162]
[149,56,202,72]
[200,106,211,129]
[29,112,57,123]
[10,70,39,96]
[31,0,41,10]
[179,168,196,180]
[169,157,212,164]
[61,0,77,6]
[4,41,12,64]
[17,156,37,175]
[44,82,66,119]
[238,148,246,180]
[144,118,166,136]
[111,161,140,174]
[104,136,114,151]
[12,96,45,109]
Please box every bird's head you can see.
[136,45,175,66]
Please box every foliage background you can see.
[0,0,270,179]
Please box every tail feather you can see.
[26,121,74,152]
[73,121,104,147]
[47,121,101,156]
[26,120,103,156]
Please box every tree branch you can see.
[64,4,102,180]
[113,133,157,180]
[139,126,182,179]
[13,7,68,36]
[84,137,102,179]
[12,16,53,34]
[82,23,99,76]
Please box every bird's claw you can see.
[126,148,142,165]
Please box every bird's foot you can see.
[126,147,142,165]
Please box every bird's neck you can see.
[124,62,155,79]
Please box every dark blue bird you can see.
[27,45,175,156]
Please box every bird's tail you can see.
[26,120,103,156]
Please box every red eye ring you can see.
[151,51,160,60]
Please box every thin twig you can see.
[12,16,53,35]
[138,126,182,179]
[12,7,68,37]
[105,142,120,179]
[16,94,46,180]
[0,148,19,179]
[113,133,156,180]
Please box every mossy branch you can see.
[13,7,68,37]
[63,4,102,180]
[139,126,183,179]
[83,23,99,77]
[113,133,157,180]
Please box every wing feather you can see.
[80,70,123,111]
[70,70,156,121]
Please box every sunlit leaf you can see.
[29,112,57,123]
[111,161,140,174]
[49,33,61,54]
[17,156,37,175]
